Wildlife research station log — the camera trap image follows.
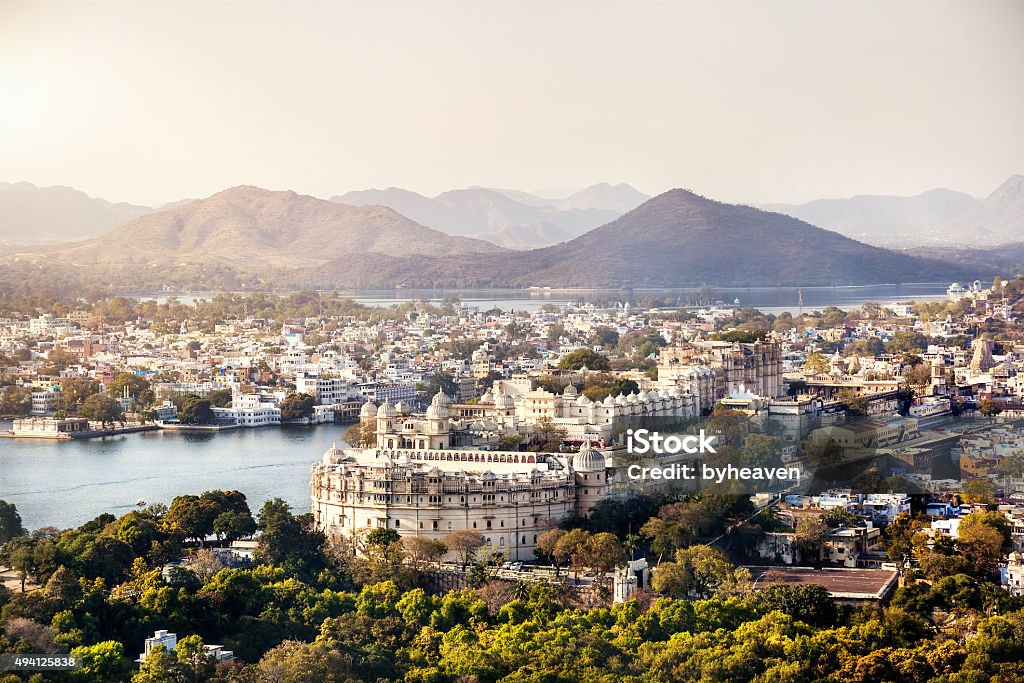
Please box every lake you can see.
[142,283,952,314]
[0,421,354,530]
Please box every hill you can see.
[760,188,979,247]
[0,182,152,242]
[55,186,504,269]
[948,174,1024,245]
[309,189,986,288]
[331,186,627,249]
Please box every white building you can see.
[311,394,612,562]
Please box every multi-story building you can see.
[656,338,783,412]
[310,393,612,561]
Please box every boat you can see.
[135,498,146,507]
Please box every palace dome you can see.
[572,444,606,472]
[360,400,378,418]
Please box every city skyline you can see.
[1,0,1022,206]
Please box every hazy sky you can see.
[1,0,1021,206]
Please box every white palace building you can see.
[311,340,783,562]
[311,392,613,562]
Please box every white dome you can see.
[378,402,397,418]
[572,444,606,472]
[360,400,378,417]
[563,383,578,397]
[395,399,410,414]
[323,441,346,464]
[426,402,449,419]
[433,392,451,406]
[496,393,514,409]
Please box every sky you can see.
[1,0,1022,207]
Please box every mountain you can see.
[760,188,979,247]
[310,189,985,288]
[948,174,1024,244]
[906,242,1024,278]
[0,182,152,242]
[330,185,631,249]
[56,186,504,269]
[555,183,650,213]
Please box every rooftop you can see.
[743,565,899,600]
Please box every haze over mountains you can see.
[762,175,1024,247]
[0,182,151,243]
[2,176,1020,289]
[331,183,649,249]
[58,186,502,269]
[314,188,980,288]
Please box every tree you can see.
[69,640,132,683]
[132,644,178,683]
[803,353,830,375]
[979,399,1003,422]
[552,528,591,580]
[675,545,744,598]
[0,385,32,416]
[651,561,689,597]
[403,536,447,570]
[445,529,486,570]
[163,495,218,545]
[279,392,316,421]
[105,372,154,406]
[886,330,928,354]
[174,634,216,683]
[254,640,356,683]
[212,509,256,543]
[962,478,995,504]
[178,395,214,425]
[6,536,34,591]
[59,377,101,413]
[78,393,123,427]
[558,348,610,371]
[365,527,401,548]
[794,515,828,564]
[255,498,326,578]
[535,528,566,574]
[0,499,24,544]
[586,532,626,576]
[347,419,377,448]
[746,584,837,627]
[531,416,567,452]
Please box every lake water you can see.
[0,421,355,530]
[143,283,951,315]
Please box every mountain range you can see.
[762,175,1024,247]
[308,188,981,288]
[2,176,1018,290]
[0,182,151,243]
[330,183,649,249]
[56,186,502,269]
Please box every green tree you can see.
[105,372,155,406]
[0,499,25,544]
[279,392,316,420]
[0,385,32,416]
[803,353,830,375]
[979,398,1003,422]
[69,640,131,683]
[255,498,326,578]
[178,396,214,425]
[558,348,610,371]
[78,393,124,427]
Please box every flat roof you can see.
[743,565,899,600]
